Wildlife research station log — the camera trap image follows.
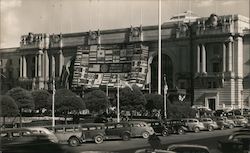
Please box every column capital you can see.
[226,36,233,43]
[38,50,43,55]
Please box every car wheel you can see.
[68,137,80,147]
[220,125,225,130]
[229,124,234,129]
[178,128,184,135]
[161,130,169,136]
[122,133,130,141]
[142,131,150,139]
[94,135,104,144]
[208,126,214,132]
[194,127,200,133]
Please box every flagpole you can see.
[158,0,162,95]
[163,74,168,119]
[117,74,120,123]
[52,74,55,127]
[106,84,109,114]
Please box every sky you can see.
[0,0,249,48]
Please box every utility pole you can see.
[158,0,162,95]
[52,74,55,127]
[163,74,168,119]
[117,74,120,123]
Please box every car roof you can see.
[135,149,176,153]
[168,144,209,150]
[0,128,33,133]
[81,123,106,126]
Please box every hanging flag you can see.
[120,79,133,91]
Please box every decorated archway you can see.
[151,54,173,93]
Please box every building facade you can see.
[0,13,250,110]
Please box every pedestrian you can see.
[148,133,162,150]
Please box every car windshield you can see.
[171,147,209,153]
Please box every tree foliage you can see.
[167,101,196,119]
[83,89,109,113]
[0,95,19,117]
[119,85,146,111]
[31,90,51,111]
[6,87,34,111]
[55,88,86,114]
[145,93,163,112]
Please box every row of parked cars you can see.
[1,115,248,152]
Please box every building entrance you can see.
[151,54,173,93]
[208,98,216,110]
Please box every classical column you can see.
[35,55,38,77]
[51,55,55,78]
[19,56,23,78]
[23,55,27,78]
[38,50,43,77]
[226,41,233,72]
[201,44,206,73]
[197,44,200,73]
[222,43,226,72]
[43,50,49,79]
[58,50,64,76]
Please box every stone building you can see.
[0,12,249,110]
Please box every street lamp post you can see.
[117,74,120,123]
[163,74,168,119]
[52,75,55,127]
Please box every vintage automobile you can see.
[199,118,219,131]
[135,149,176,153]
[26,127,59,143]
[218,132,250,153]
[80,123,106,144]
[181,118,206,133]
[104,122,132,140]
[164,119,188,135]
[167,144,210,153]
[0,128,67,153]
[146,120,169,136]
[213,116,236,129]
[128,121,155,139]
[47,124,85,147]
[228,115,248,127]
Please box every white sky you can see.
[0,0,249,48]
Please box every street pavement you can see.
[64,128,240,153]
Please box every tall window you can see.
[212,62,220,72]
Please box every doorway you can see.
[208,98,216,110]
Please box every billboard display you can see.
[72,43,149,88]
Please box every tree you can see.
[31,90,52,114]
[167,101,196,119]
[0,95,19,127]
[55,88,85,124]
[6,87,34,127]
[145,93,163,113]
[83,89,109,113]
[119,85,146,117]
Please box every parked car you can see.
[167,144,210,153]
[213,116,236,129]
[218,132,250,153]
[104,122,132,140]
[80,123,106,144]
[199,118,219,131]
[128,121,155,138]
[146,120,169,136]
[135,149,175,153]
[228,115,248,127]
[0,128,67,153]
[48,124,85,147]
[164,119,188,135]
[181,118,206,133]
[26,127,59,143]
